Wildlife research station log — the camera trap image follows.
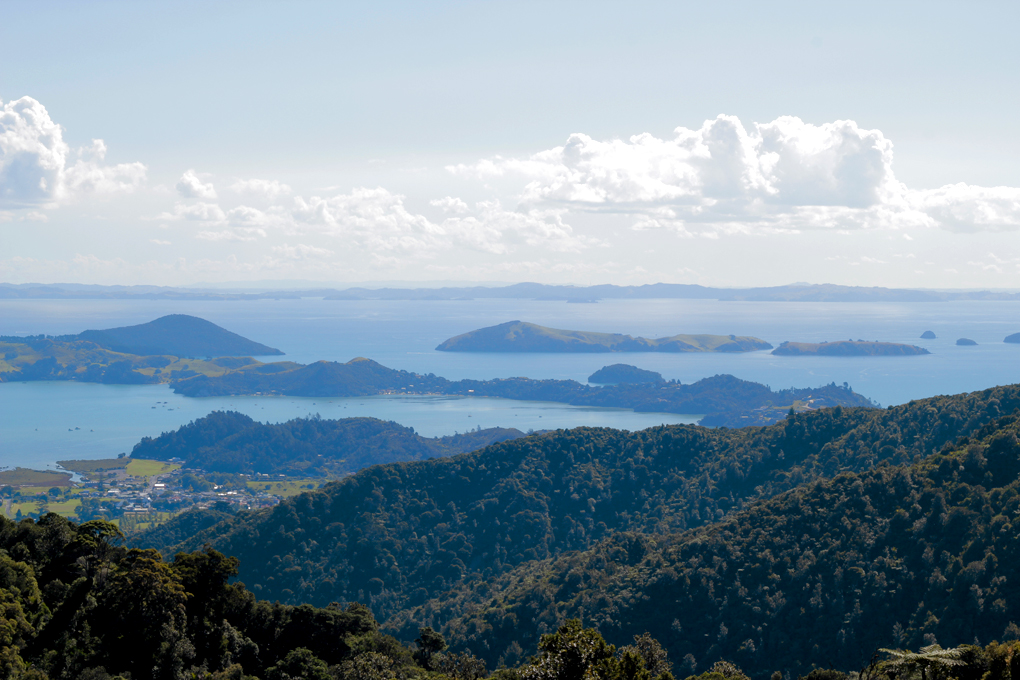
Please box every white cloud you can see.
[293,187,443,253]
[195,227,266,242]
[0,96,146,208]
[175,169,217,199]
[272,243,334,260]
[150,239,171,246]
[440,201,598,254]
[231,178,291,199]
[914,183,1020,233]
[430,196,470,214]
[292,186,597,256]
[156,202,226,222]
[452,114,1020,234]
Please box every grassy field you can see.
[57,458,127,474]
[125,459,180,478]
[0,468,72,487]
[247,478,327,498]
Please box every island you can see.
[957,338,978,346]
[921,330,936,339]
[436,320,772,353]
[1005,333,1020,344]
[588,364,663,384]
[771,340,930,356]
[71,314,283,357]
[0,315,876,428]
[1,315,287,385]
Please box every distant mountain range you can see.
[4,281,1020,302]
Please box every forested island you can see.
[436,321,773,353]
[771,340,930,356]
[588,364,663,384]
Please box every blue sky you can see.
[2,1,1019,287]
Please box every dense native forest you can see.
[5,515,1020,680]
[130,412,525,476]
[0,512,691,679]
[122,384,1020,678]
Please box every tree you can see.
[265,647,331,680]
[879,645,965,680]
[414,626,448,671]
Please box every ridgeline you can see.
[136,382,1020,677]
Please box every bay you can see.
[2,297,1019,469]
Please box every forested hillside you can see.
[413,410,1020,677]
[130,410,525,476]
[147,383,1020,656]
[0,513,693,679]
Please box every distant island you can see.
[0,315,876,426]
[69,314,283,357]
[957,338,978,346]
[771,340,930,356]
[436,320,773,353]
[1,315,286,385]
[921,330,936,339]
[587,364,662,384]
[1005,333,1020,343]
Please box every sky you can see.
[2,0,1020,289]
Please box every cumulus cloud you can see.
[914,183,1020,232]
[451,114,1020,234]
[292,186,596,255]
[0,97,146,208]
[231,178,291,199]
[176,169,217,199]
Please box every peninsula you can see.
[771,340,930,356]
[436,320,772,353]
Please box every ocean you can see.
[2,297,1018,470]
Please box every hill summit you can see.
[73,314,283,357]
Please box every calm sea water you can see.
[2,297,1019,469]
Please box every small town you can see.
[0,457,325,532]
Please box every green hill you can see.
[588,364,663,384]
[73,314,283,357]
[130,410,525,476]
[436,321,773,353]
[422,410,1020,679]
[143,384,1020,671]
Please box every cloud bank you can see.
[0,97,145,208]
[451,115,1020,235]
